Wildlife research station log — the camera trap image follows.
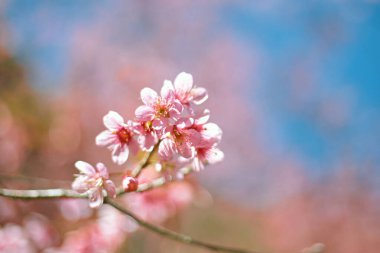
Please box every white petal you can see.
[192,157,204,172]
[191,87,208,105]
[103,111,124,131]
[95,130,117,146]
[202,123,222,142]
[195,109,210,125]
[205,148,224,164]
[72,176,89,193]
[158,138,176,161]
[135,105,155,121]
[75,161,96,175]
[88,189,104,208]
[161,80,175,101]
[112,144,130,165]
[141,88,158,106]
[174,72,193,96]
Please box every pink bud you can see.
[122,176,138,192]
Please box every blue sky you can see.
[4,1,380,177]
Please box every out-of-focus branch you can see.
[0,174,71,186]
[105,198,259,253]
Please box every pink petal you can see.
[103,111,124,131]
[128,138,140,154]
[135,105,155,121]
[140,133,157,151]
[196,138,215,149]
[171,100,184,114]
[72,176,89,193]
[177,141,194,159]
[184,128,202,146]
[205,148,224,164]
[152,118,164,130]
[104,180,116,198]
[75,161,96,176]
[174,72,193,98]
[96,163,109,178]
[140,88,158,106]
[191,87,208,105]
[112,144,130,165]
[88,189,104,208]
[161,80,175,101]
[132,122,145,134]
[95,130,117,146]
[158,138,176,161]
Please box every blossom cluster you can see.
[72,72,223,207]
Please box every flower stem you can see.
[131,142,160,177]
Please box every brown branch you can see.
[105,198,259,253]
[131,142,159,177]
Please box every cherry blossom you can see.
[96,111,139,165]
[193,138,224,171]
[75,72,223,208]
[133,120,158,151]
[172,72,208,106]
[72,161,116,208]
[135,82,183,134]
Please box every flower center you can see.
[154,100,170,118]
[117,128,131,144]
[144,121,153,132]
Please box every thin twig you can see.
[0,175,173,199]
[0,188,85,199]
[131,142,159,177]
[105,198,259,253]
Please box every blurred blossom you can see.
[1,1,380,253]
[0,223,35,253]
[57,199,93,221]
[97,205,138,235]
[49,114,81,156]
[24,214,58,250]
[124,168,194,224]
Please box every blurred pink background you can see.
[1,1,380,252]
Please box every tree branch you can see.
[105,198,259,253]
[131,142,159,177]
[0,188,84,199]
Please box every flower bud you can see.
[122,176,138,192]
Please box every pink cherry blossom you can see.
[72,161,116,208]
[133,120,158,151]
[193,138,224,171]
[0,224,35,253]
[96,111,139,165]
[158,124,202,160]
[135,82,183,134]
[172,72,208,105]
[124,168,194,224]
